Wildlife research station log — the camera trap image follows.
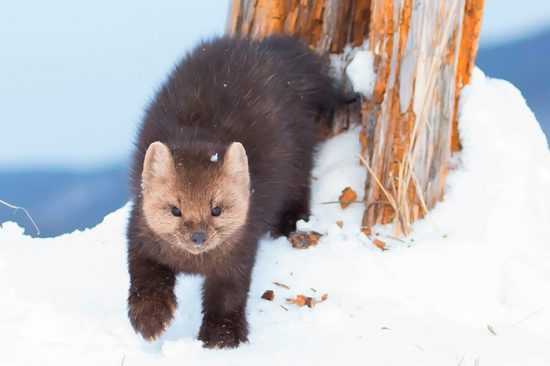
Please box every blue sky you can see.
[0,0,549,169]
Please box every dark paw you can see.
[275,210,309,238]
[278,220,297,238]
[128,290,177,341]
[198,314,248,348]
[273,216,300,238]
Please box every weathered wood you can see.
[227,0,484,236]
[361,0,484,235]
[227,0,372,53]
[452,0,485,152]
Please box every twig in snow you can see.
[273,281,290,290]
[0,198,40,236]
[375,233,409,244]
[512,306,546,327]
[320,200,363,205]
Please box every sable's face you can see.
[141,142,250,255]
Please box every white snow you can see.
[2,68,550,365]
[346,49,376,98]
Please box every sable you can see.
[127,35,342,348]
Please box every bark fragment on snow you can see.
[288,231,323,249]
[339,187,358,209]
[261,290,275,301]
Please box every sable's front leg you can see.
[199,270,252,348]
[127,253,177,341]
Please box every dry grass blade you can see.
[0,198,41,236]
[358,154,404,234]
[411,171,429,217]
[358,155,397,210]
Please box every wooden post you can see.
[227,0,484,236]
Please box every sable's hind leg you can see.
[275,184,311,237]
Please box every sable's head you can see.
[140,141,250,254]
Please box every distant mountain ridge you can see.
[0,166,129,237]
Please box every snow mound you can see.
[2,69,550,365]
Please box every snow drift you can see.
[1,68,550,365]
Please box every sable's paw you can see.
[128,291,177,341]
[198,314,248,348]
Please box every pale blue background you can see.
[0,0,548,168]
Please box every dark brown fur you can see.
[127,35,342,348]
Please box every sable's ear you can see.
[223,142,250,187]
[142,142,176,191]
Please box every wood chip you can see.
[261,290,275,301]
[288,231,322,249]
[339,187,358,209]
[287,294,308,307]
[373,239,387,251]
[286,293,328,308]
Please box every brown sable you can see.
[127,36,344,348]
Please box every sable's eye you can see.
[211,206,222,217]
[171,206,182,217]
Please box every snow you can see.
[2,68,550,365]
[332,41,376,99]
[346,49,376,98]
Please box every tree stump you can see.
[227,0,484,236]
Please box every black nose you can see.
[191,231,206,245]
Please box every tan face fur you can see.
[141,141,250,255]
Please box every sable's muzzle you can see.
[191,231,207,246]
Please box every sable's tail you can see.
[318,87,361,139]
[259,35,361,137]
[341,91,361,105]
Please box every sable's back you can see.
[130,36,339,197]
